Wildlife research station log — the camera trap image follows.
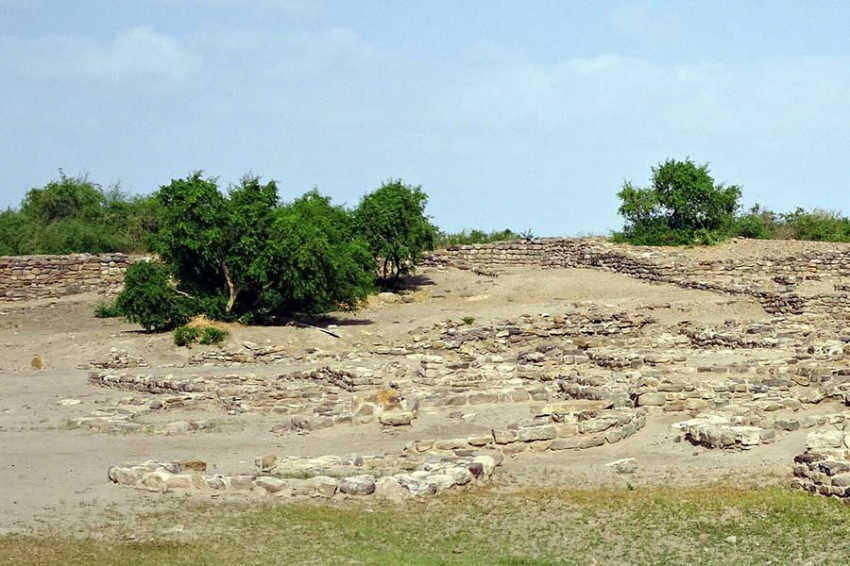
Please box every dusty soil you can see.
[0,264,823,534]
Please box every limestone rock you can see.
[338,475,376,496]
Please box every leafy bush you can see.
[173,325,227,347]
[263,190,375,315]
[0,172,159,255]
[615,159,741,246]
[728,205,850,242]
[779,208,850,242]
[115,173,378,331]
[461,316,475,325]
[173,325,202,346]
[199,326,228,346]
[354,180,438,281]
[436,229,519,247]
[730,205,773,240]
[115,261,192,331]
[93,301,121,318]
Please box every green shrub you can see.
[0,172,159,255]
[173,325,228,347]
[461,316,475,325]
[615,158,741,246]
[780,208,850,242]
[354,180,438,281]
[173,325,202,347]
[136,174,377,329]
[727,205,850,243]
[732,206,772,240]
[115,261,192,332]
[436,229,519,247]
[93,301,120,318]
[199,326,228,346]
[262,190,375,315]
[153,174,375,320]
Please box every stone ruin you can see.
[22,237,850,502]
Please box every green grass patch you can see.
[1,486,848,565]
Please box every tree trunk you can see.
[222,263,238,313]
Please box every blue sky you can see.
[1,1,848,235]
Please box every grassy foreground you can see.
[2,486,848,566]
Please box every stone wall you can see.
[424,237,850,277]
[425,238,850,319]
[0,253,135,301]
[3,238,849,313]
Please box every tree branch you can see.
[222,262,238,313]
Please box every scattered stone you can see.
[605,458,637,474]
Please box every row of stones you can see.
[673,412,850,450]
[407,408,646,457]
[86,366,562,435]
[86,349,148,370]
[86,373,401,432]
[679,320,813,350]
[89,366,383,396]
[558,371,850,412]
[108,453,498,500]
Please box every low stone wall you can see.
[0,253,135,301]
[425,238,850,319]
[425,238,850,276]
[407,405,646,457]
[108,452,499,500]
[3,239,848,312]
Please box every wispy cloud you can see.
[0,26,199,84]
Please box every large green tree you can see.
[354,180,438,281]
[616,159,742,245]
[116,173,376,327]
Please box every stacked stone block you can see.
[0,253,134,301]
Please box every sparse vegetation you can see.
[3,486,850,565]
[4,169,848,263]
[173,325,228,347]
[172,325,202,347]
[436,229,520,247]
[731,206,850,242]
[199,326,228,346]
[93,301,120,318]
[461,316,475,325]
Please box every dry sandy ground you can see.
[0,266,802,535]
